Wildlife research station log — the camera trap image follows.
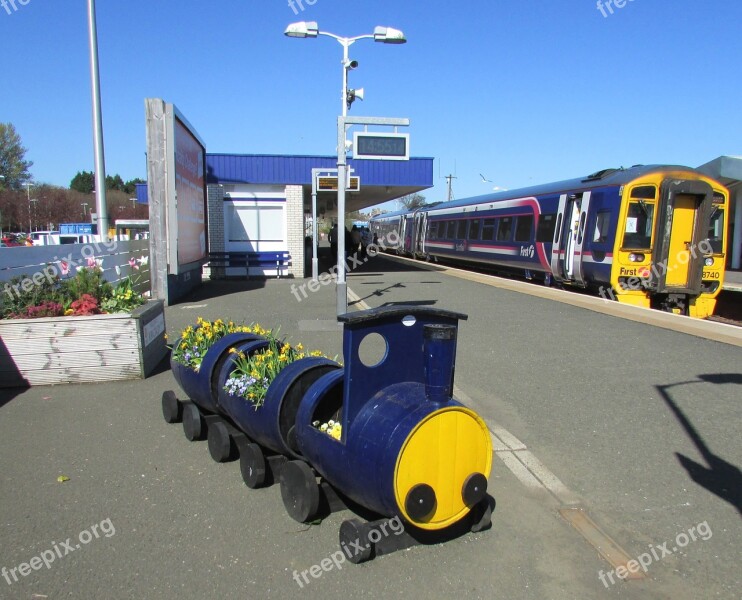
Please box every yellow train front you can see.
[601,166,728,318]
[289,306,493,539]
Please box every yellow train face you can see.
[393,406,492,530]
[611,170,729,318]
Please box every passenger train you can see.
[369,165,728,318]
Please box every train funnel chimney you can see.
[423,324,457,403]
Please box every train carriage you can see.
[371,165,728,318]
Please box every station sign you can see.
[317,175,360,192]
[352,132,409,161]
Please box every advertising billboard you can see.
[166,106,208,274]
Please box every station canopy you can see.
[205,153,434,215]
[697,155,742,195]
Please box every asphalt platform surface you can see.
[0,247,739,599]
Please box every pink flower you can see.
[87,257,97,267]
[129,257,140,270]
[59,261,69,275]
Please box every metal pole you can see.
[336,116,347,316]
[25,183,31,233]
[335,39,352,316]
[733,187,742,270]
[87,0,109,242]
[311,169,320,281]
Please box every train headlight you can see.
[628,253,645,262]
[704,257,714,267]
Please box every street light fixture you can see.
[284,21,406,314]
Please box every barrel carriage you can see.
[162,306,493,562]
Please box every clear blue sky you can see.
[1,0,740,206]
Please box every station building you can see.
[138,152,434,278]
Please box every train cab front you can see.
[612,172,728,318]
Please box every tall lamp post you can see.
[23,182,33,234]
[87,0,109,241]
[0,175,4,237]
[284,21,406,315]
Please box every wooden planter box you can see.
[0,300,167,387]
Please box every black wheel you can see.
[208,421,235,463]
[339,519,373,564]
[182,403,205,441]
[162,390,183,423]
[240,443,267,489]
[280,460,320,523]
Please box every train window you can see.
[514,215,534,242]
[593,210,611,243]
[481,219,495,241]
[428,222,438,241]
[469,219,481,240]
[496,217,513,242]
[536,214,556,243]
[631,186,656,199]
[707,209,724,254]
[622,202,654,250]
[446,221,456,239]
[456,220,467,239]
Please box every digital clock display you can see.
[353,132,409,160]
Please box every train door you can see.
[664,195,697,287]
[413,210,427,257]
[550,192,591,284]
[403,215,414,254]
[654,180,713,295]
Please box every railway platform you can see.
[0,246,739,600]
[723,268,742,291]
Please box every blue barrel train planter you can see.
[162,306,493,563]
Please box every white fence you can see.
[0,239,151,296]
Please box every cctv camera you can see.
[345,59,359,70]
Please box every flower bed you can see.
[0,299,167,387]
[0,257,166,387]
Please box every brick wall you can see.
[285,185,305,278]
[206,184,225,279]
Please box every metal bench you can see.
[208,251,291,279]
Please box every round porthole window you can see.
[358,332,388,367]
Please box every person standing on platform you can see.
[350,225,362,258]
[329,223,338,262]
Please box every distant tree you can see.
[105,174,125,191]
[398,193,426,210]
[70,171,95,194]
[0,123,33,190]
[123,177,145,195]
